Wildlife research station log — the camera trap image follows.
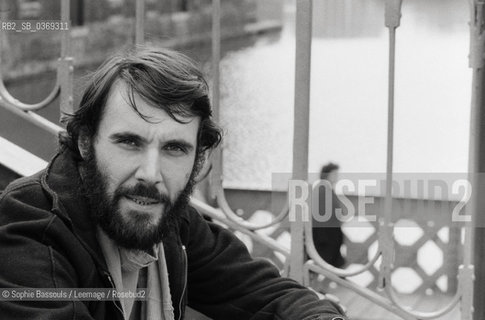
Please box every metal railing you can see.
[0,0,71,134]
[0,0,480,319]
[206,0,476,319]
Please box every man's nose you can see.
[135,149,163,184]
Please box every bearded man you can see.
[0,46,347,320]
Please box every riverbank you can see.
[3,17,281,83]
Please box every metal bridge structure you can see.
[0,0,483,319]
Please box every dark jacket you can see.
[312,188,345,268]
[0,149,347,320]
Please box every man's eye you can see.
[118,139,139,148]
[164,144,187,154]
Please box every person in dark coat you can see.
[312,163,346,268]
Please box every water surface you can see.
[220,0,471,190]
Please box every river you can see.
[219,0,471,190]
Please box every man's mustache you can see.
[115,183,170,203]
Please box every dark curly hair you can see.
[59,45,222,161]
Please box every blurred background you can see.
[0,0,471,188]
[0,1,473,319]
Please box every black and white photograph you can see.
[0,0,480,319]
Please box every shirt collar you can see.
[120,245,159,272]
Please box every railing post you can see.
[378,0,402,291]
[59,0,73,123]
[290,0,312,283]
[469,2,485,319]
[210,0,222,202]
[135,0,145,45]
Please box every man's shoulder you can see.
[1,170,45,200]
[0,169,53,218]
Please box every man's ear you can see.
[193,151,212,184]
[77,129,91,160]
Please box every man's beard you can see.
[79,145,198,251]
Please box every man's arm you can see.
[0,182,99,319]
[183,207,348,320]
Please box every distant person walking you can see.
[312,163,346,268]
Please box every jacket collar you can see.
[41,148,109,271]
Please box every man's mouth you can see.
[125,195,161,206]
